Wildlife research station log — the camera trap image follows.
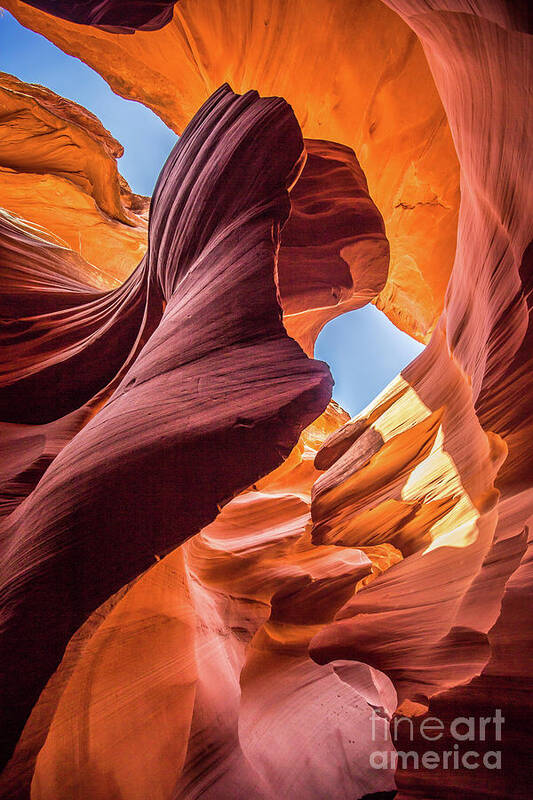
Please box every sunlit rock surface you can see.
[3,0,460,343]
[0,1,532,799]
[0,71,148,285]
[0,84,335,777]
[310,2,533,799]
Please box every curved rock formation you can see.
[0,71,148,286]
[0,70,396,794]
[308,3,533,798]
[21,0,178,33]
[280,139,389,353]
[0,84,334,771]
[0,70,389,355]
[0,0,532,798]
[3,0,460,343]
[5,405,398,800]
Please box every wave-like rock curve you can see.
[0,84,333,772]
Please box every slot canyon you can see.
[0,1,531,798]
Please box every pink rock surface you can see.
[1,0,532,797]
[309,2,533,797]
[0,84,333,771]
[0,76,395,793]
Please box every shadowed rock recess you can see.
[0,1,531,799]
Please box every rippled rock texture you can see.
[3,0,460,343]
[0,71,149,285]
[1,1,532,799]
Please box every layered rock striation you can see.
[3,0,461,343]
[0,1,532,798]
[0,84,336,774]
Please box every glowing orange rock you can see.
[0,85,333,774]
[0,71,148,285]
[3,0,460,343]
[1,1,532,799]
[308,3,533,798]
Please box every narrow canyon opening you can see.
[2,7,424,422]
[1,3,530,799]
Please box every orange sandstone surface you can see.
[0,2,532,800]
[0,71,149,286]
[3,0,460,343]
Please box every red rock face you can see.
[309,3,533,798]
[279,139,389,353]
[0,84,335,773]
[0,1,532,799]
